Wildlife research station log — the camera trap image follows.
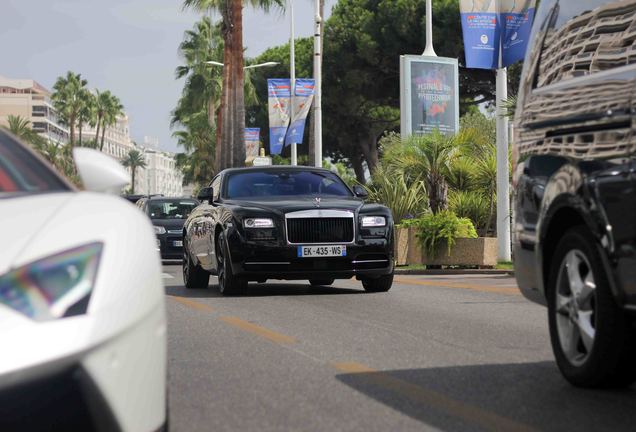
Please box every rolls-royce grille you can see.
[287,218,354,244]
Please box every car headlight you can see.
[0,242,103,321]
[154,225,166,234]
[244,218,274,228]
[361,216,387,227]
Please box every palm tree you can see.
[6,115,34,140]
[93,90,107,146]
[183,0,283,171]
[121,149,147,194]
[383,131,463,213]
[77,89,95,147]
[51,71,88,147]
[100,93,124,151]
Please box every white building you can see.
[0,75,69,144]
[136,147,184,197]
[81,114,135,160]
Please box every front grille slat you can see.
[287,217,353,243]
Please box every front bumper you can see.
[156,233,183,259]
[0,302,167,432]
[226,230,394,281]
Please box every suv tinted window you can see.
[537,0,636,87]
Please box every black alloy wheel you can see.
[361,274,393,292]
[183,241,209,289]
[216,232,247,296]
[547,226,636,388]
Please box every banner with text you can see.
[400,56,459,137]
[244,128,260,159]
[267,79,291,155]
[460,0,535,69]
[285,79,315,146]
[500,0,536,67]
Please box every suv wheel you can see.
[216,232,247,296]
[183,244,209,289]
[361,274,393,292]
[548,226,636,388]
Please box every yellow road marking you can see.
[169,295,215,312]
[219,316,296,345]
[332,362,537,432]
[393,277,520,296]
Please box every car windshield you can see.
[0,131,70,195]
[225,170,352,199]
[148,200,198,220]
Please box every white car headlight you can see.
[0,242,103,321]
[361,216,387,227]
[244,218,274,228]
[154,225,167,234]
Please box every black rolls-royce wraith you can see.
[182,166,394,295]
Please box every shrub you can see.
[366,166,428,222]
[449,190,491,232]
[411,211,477,257]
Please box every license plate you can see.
[173,240,183,247]
[297,245,347,258]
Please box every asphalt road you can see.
[162,264,636,432]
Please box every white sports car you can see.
[0,130,167,431]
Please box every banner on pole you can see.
[267,79,291,155]
[459,0,500,69]
[400,55,459,137]
[244,128,260,159]
[460,0,536,69]
[500,0,536,67]
[285,78,315,146]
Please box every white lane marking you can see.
[162,273,175,279]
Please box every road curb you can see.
[394,268,514,276]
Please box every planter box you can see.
[421,237,498,267]
[407,227,422,265]
[394,227,409,266]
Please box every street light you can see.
[205,61,279,70]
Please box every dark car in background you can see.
[182,166,394,295]
[137,196,199,259]
[513,0,636,388]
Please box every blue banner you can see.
[501,5,536,67]
[267,79,291,155]
[460,0,535,70]
[285,79,315,146]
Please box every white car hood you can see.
[0,193,75,274]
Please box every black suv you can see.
[514,0,636,387]
[137,196,199,259]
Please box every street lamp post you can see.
[313,0,322,167]
[206,61,279,70]
[289,0,297,166]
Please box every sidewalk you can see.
[394,267,514,276]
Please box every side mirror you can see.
[353,185,369,199]
[197,187,214,203]
[73,148,130,194]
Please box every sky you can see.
[3,0,336,153]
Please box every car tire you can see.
[361,274,393,292]
[309,279,334,286]
[183,244,209,289]
[216,232,248,296]
[547,226,636,388]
